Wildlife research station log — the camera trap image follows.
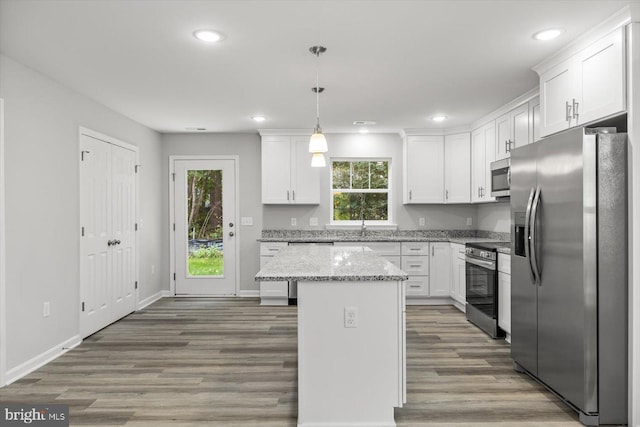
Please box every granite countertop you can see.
[254,245,409,282]
[258,235,509,245]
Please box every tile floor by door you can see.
[0,298,582,426]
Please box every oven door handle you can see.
[465,257,495,270]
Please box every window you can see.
[331,159,390,223]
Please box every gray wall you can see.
[0,54,163,371]
[263,133,478,230]
[161,133,263,293]
[476,202,510,233]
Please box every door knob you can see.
[229,231,235,237]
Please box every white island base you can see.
[297,280,406,427]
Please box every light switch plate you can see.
[419,217,425,226]
[241,217,253,226]
[344,307,358,328]
[466,217,473,226]
[291,218,297,226]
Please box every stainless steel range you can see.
[465,241,509,339]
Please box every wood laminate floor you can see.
[0,298,582,426]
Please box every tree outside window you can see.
[331,160,390,222]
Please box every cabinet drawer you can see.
[335,241,401,256]
[401,242,430,256]
[401,256,429,275]
[405,277,429,297]
[260,242,288,256]
[498,253,511,274]
[260,281,288,297]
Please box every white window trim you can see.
[329,157,394,226]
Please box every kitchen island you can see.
[255,245,408,427]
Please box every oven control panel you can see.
[465,247,497,261]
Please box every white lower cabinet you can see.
[497,253,511,341]
[450,243,466,312]
[429,242,451,297]
[259,242,289,305]
[401,242,430,298]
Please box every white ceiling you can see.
[0,0,633,134]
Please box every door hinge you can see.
[135,281,138,289]
[81,150,90,161]
[135,223,138,231]
[81,302,85,312]
[173,273,176,281]
[81,226,85,237]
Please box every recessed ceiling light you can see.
[359,129,369,134]
[193,29,225,43]
[431,115,447,122]
[251,115,266,122]
[532,28,564,41]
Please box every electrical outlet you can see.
[419,217,425,226]
[466,217,473,226]
[309,217,318,226]
[43,302,50,318]
[241,217,253,226]
[291,218,297,226]
[344,307,358,328]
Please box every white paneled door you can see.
[80,131,137,338]
[173,159,236,296]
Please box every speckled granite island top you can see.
[255,245,409,282]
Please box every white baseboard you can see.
[406,297,454,306]
[298,422,396,427]
[452,299,466,313]
[137,290,171,310]
[4,334,81,387]
[237,290,259,298]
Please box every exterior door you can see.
[80,132,137,337]
[174,159,236,296]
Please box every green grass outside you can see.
[188,255,224,276]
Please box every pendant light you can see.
[309,45,328,159]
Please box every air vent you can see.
[353,120,377,126]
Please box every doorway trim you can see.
[78,126,139,336]
[0,99,6,387]
[169,155,240,296]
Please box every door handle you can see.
[229,231,235,237]
[107,240,113,247]
[524,187,536,285]
[530,187,542,284]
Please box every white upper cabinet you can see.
[444,133,470,203]
[538,27,625,137]
[471,122,496,203]
[496,103,529,160]
[403,135,444,203]
[529,97,541,144]
[261,135,320,204]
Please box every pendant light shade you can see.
[309,129,328,153]
[311,152,327,168]
[309,45,328,163]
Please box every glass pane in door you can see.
[186,169,224,276]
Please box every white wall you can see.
[476,202,510,233]
[0,54,163,374]
[161,133,263,293]
[263,133,478,230]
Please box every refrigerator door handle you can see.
[530,186,542,285]
[524,187,536,285]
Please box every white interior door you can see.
[80,132,137,337]
[174,159,236,296]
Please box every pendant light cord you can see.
[316,51,320,129]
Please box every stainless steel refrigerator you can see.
[510,127,628,426]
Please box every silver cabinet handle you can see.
[446,189,449,200]
[409,190,412,201]
[292,190,295,201]
[565,101,572,122]
[287,190,290,201]
[431,246,434,256]
[505,140,510,153]
[572,98,579,120]
[409,284,420,288]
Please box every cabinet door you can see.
[498,272,511,334]
[405,136,444,203]
[262,136,292,204]
[529,97,541,143]
[511,103,529,151]
[429,243,451,297]
[482,124,496,202]
[444,133,470,203]
[471,127,485,203]
[495,112,511,160]
[575,27,625,126]
[291,136,320,204]
[540,60,575,137]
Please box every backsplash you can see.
[262,229,509,241]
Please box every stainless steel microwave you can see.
[490,158,510,198]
